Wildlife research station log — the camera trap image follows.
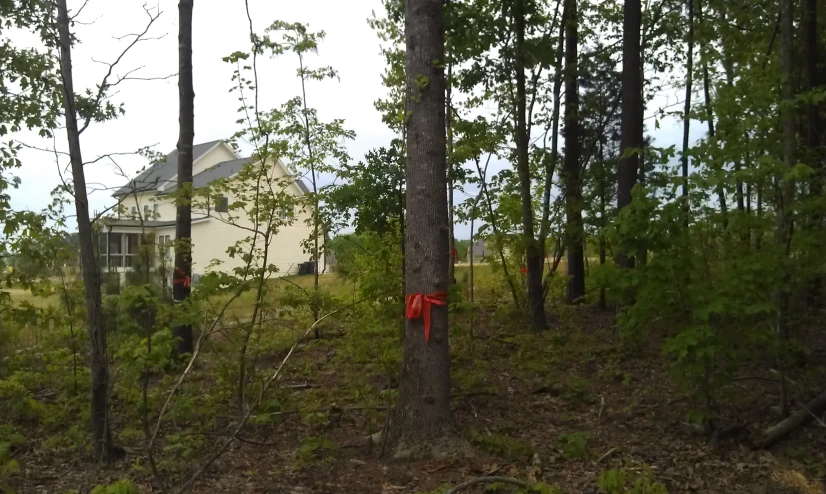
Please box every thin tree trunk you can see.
[598,138,607,311]
[721,12,744,215]
[173,0,195,356]
[756,177,764,250]
[617,0,642,270]
[297,53,321,336]
[514,0,547,330]
[391,0,451,453]
[698,0,727,225]
[56,0,115,461]
[563,0,584,304]
[681,0,694,207]
[539,0,567,247]
[474,156,521,308]
[776,0,797,418]
[446,62,456,285]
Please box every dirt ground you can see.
[8,307,826,494]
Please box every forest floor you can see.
[7,289,826,493]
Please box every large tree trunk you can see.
[392,0,452,454]
[56,0,115,462]
[514,0,547,330]
[563,0,584,304]
[173,0,195,356]
[775,0,797,418]
[617,0,642,270]
[680,0,694,206]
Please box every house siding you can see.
[110,142,317,279]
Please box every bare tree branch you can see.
[78,4,164,135]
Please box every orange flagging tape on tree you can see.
[173,268,191,287]
[405,291,447,342]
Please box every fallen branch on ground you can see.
[595,447,618,465]
[286,383,320,390]
[444,476,533,494]
[759,388,826,449]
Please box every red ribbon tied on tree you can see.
[405,291,447,342]
[173,268,191,287]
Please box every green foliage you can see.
[598,468,667,494]
[560,376,596,405]
[90,480,139,494]
[556,431,591,460]
[468,428,533,462]
[294,436,336,467]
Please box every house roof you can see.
[160,157,251,193]
[113,140,223,197]
[114,140,311,197]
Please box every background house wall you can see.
[112,143,319,278]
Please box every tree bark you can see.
[173,0,195,356]
[680,0,694,206]
[56,0,115,462]
[617,0,642,270]
[392,0,452,452]
[775,0,797,418]
[563,0,584,304]
[804,0,822,304]
[514,0,547,330]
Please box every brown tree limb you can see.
[759,388,826,448]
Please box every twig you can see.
[444,477,533,494]
[286,383,319,390]
[595,447,618,465]
[639,396,688,409]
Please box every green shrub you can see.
[556,431,591,460]
[469,428,532,462]
[598,468,667,494]
[91,480,139,494]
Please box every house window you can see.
[130,206,137,219]
[106,233,140,268]
[143,205,150,217]
[153,203,159,217]
[108,233,123,267]
[215,196,229,213]
[158,235,172,261]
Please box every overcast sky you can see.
[9,0,703,239]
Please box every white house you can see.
[98,140,319,279]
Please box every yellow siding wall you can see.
[115,144,317,278]
[190,206,315,276]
